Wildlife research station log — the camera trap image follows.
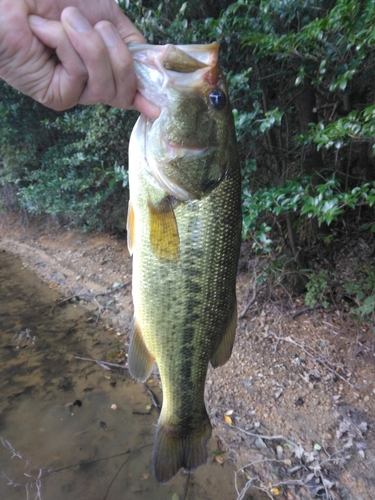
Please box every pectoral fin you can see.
[126,200,135,256]
[128,320,155,382]
[210,300,237,368]
[149,197,179,263]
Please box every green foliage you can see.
[0,81,136,230]
[345,265,375,322]
[0,0,374,323]
[242,176,375,247]
[310,105,375,151]
[305,270,330,309]
[18,105,135,230]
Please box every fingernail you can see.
[96,23,120,48]
[65,8,91,33]
[28,15,46,26]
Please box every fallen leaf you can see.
[294,444,305,459]
[223,414,232,425]
[270,487,281,495]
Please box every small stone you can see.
[274,388,283,399]
[111,404,117,410]
[255,437,267,449]
[276,445,283,460]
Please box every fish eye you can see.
[208,89,226,110]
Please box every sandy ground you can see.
[1,212,375,500]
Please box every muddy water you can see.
[0,250,244,500]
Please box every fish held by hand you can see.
[127,41,242,483]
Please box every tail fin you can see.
[152,413,212,483]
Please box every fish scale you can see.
[127,42,241,483]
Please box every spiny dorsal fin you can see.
[149,197,179,263]
[210,300,237,368]
[128,320,155,382]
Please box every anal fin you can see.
[149,197,179,263]
[128,320,155,382]
[210,300,237,368]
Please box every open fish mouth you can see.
[128,42,218,72]
[139,115,215,201]
[128,42,220,96]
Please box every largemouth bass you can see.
[127,42,241,483]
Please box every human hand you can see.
[0,0,159,116]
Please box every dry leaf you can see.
[223,414,232,425]
[270,487,281,495]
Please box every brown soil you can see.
[1,212,375,500]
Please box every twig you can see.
[216,417,297,447]
[52,280,131,321]
[267,331,358,393]
[94,280,131,324]
[239,285,266,319]
[75,355,128,372]
[1,436,153,500]
[101,444,151,500]
[95,279,131,298]
[52,295,80,313]
[12,328,35,349]
[235,475,262,500]
[93,296,103,325]
[291,304,322,319]
[143,383,161,410]
[182,472,190,500]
